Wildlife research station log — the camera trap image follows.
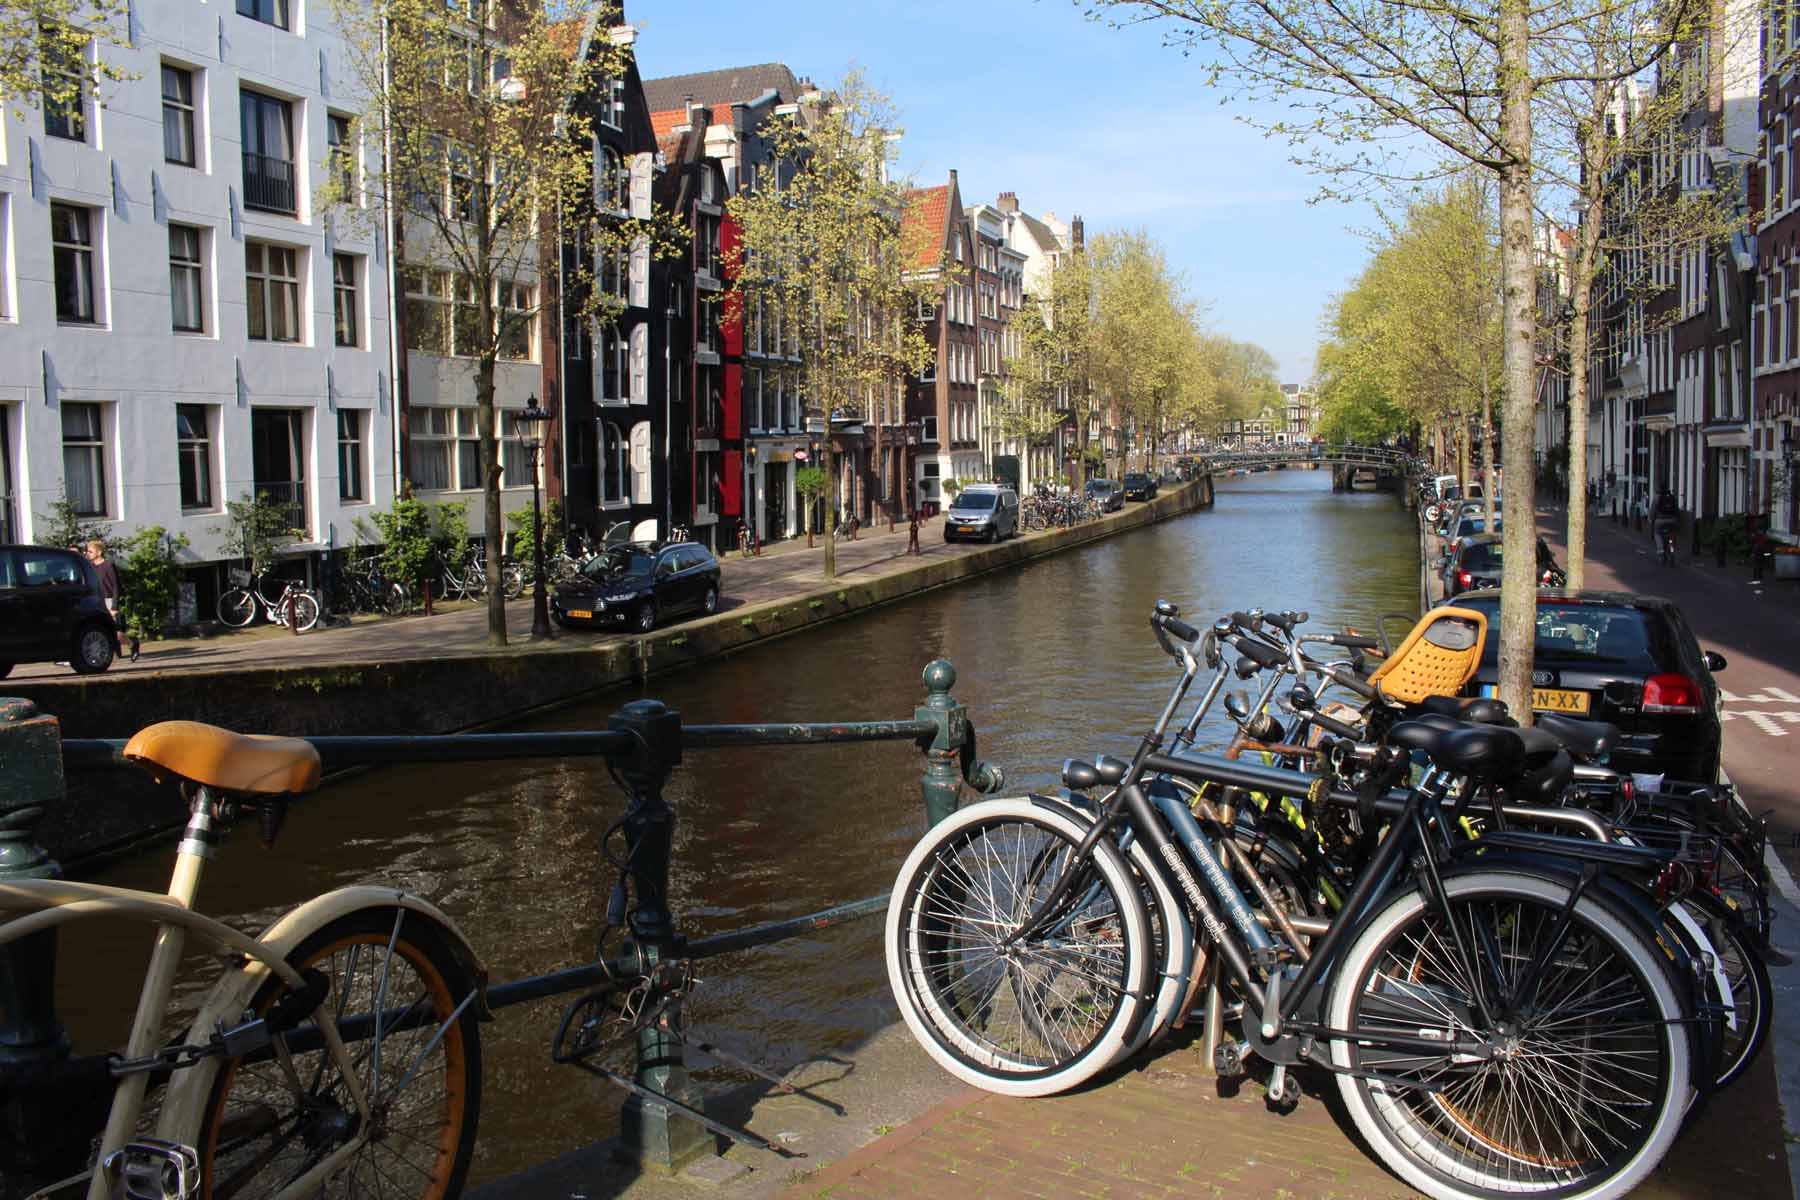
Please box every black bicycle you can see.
[888,602,1705,1200]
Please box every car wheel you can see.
[634,602,657,634]
[72,625,115,675]
[701,586,719,616]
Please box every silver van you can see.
[944,484,1020,542]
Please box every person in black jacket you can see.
[85,540,140,661]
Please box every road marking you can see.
[1721,710,1800,736]
[1721,688,1800,703]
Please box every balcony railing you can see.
[255,480,309,538]
[243,152,297,214]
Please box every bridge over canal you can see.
[1194,443,1411,494]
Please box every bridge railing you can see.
[1,660,1003,1178]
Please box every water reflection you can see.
[69,469,1417,1182]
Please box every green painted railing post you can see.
[0,698,79,1191]
[607,699,709,1173]
[917,660,968,827]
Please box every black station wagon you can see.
[0,545,119,676]
[552,541,721,634]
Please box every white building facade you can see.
[1,0,398,572]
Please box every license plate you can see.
[568,609,592,620]
[1533,687,1590,714]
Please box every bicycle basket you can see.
[228,568,252,587]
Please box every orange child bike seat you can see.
[1367,607,1488,705]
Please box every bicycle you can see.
[888,603,1705,1200]
[736,521,761,560]
[1,721,482,1200]
[832,515,859,541]
[338,556,410,616]
[1656,520,1678,566]
[217,572,321,633]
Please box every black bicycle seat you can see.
[1388,720,1452,757]
[1515,726,1564,759]
[1395,721,1523,775]
[1416,695,1511,725]
[1534,713,1620,761]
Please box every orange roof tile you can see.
[651,108,688,138]
[903,185,949,269]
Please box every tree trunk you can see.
[1481,381,1495,531]
[1495,0,1538,725]
[823,437,837,580]
[478,350,506,646]
[1565,102,1605,591]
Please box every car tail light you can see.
[1642,673,1704,714]
[1457,570,1473,589]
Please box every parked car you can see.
[1122,473,1159,502]
[551,541,720,634]
[0,545,118,676]
[1085,479,1125,512]
[1441,534,1505,597]
[1446,510,1501,545]
[943,484,1020,543]
[1448,588,1726,783]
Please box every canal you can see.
[63,467,1420,1184]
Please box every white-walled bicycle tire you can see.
[886,797,1152,1097]
[1327,871,1690,1200]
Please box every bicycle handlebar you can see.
[1319,632,1381,650]
[1226,634,1285,670]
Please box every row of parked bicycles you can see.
[1022,488,1104,530]
[886,600,1770,1200]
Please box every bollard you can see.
[0,699,84,1190]
[606,699,710,1173]
[916,660,968,827]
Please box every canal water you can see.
[66,468,1420,1183]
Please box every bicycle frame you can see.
[0,786,485,1200]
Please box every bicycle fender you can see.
[154,886,489,1150]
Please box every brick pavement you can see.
[7,509,1096,683]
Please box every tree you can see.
[2,0,130,125]
[1001,247,1099,489]
[726,71,936,580]
[215,493,304,578]
[327,0,665,644]
[1204,336,1284,434]
[1091,0,1700,718]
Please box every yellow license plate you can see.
[1533,687,1590,714]
[568,609,592,620]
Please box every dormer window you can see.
[953,232,964,262]
[700,168,717,204]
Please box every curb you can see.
[1759,843,1800,1198]
[779,1088,983,1198]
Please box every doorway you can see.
[251,408,309,538]
[764,461,787,541]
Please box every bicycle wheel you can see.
[502,565,526,601]
[1683,892,1770,1090]
[383,582,410,617]
[886,797,1152,1097]
[290,591,321,632]
[218,589,257,628]
[199,907,481,1200]
[1327,869,1689,1200]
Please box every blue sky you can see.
[627,0,1378,383]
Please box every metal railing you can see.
[11,659,1003,1175]
[242,151,297,214]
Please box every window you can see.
[169,224,204,332]
[501,411,529,486]
[240,91,295,214]
[52,203,97,324]
[41,27,86,141]
[327,113,354,198]
[62,402,106,516]
[601,421,625,503]
[246,241,301,342]
[498,279,532,360]
[404,266,448,353]
[162,65,197,165]
[337,409,365,501]
[177,404,212,510]
[250,409,308,536]
[236,0,289,30]
[597,77,621,128]
[599,146,627,211]
[409,407,454,489]
[456,408,481,487]
[332,253,359,347]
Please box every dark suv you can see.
[1122,473,1159,501]
[1449,589,1726,783]
[552,541,721,634]
[0,545,119,676]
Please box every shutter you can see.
[722,450,743,516]
[630,421,652,504]
[723,364,743,438]
[629,234,649,308]
[629,153,652,219]
[630,322,648,403]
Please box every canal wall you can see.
[16,478,1213,868]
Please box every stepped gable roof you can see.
[643,63,800,114]
[902,185,951,269]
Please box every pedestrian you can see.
[1751,516,1774,584]
[85,540,140,662]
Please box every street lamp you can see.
[518,397,555,641]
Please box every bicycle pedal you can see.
[1212,1040,1247,1077]
[103,1138,199,1200]
[1264,1065,1301,1111]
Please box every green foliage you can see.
[505,495,562,556]
[117,526,190,639]
[37,490,116,554]
[213,493,302,576]
[430,501,472,568]
[793,467,828,499]
[942,477,964,499]
[4,0,134,127]
[368,498,437,589]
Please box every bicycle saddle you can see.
[1389,720,1523,775]
[125,721,321,796]
[1534,713,1619,761]
[1415,694,1511,725]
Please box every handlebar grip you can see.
[1306,708,1362,740]
[1229,635,1286,669]
[1229,611,1261,632]
[1162,615,1199,644]
[1265,610,1307,634]
[1327,633,1382,650]
[1327,665,1378,700]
